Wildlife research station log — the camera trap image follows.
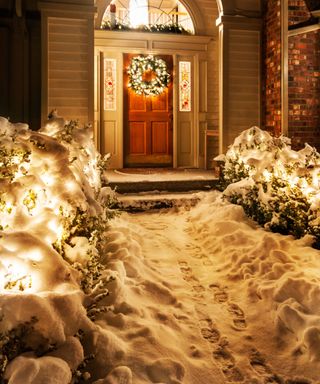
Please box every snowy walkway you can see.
[125,210,246,383]
[103,192,319,384]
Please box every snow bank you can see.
[0,117,115,382]
[188,192,320,381]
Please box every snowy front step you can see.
[114,192,203,212]
[108,178,218,194]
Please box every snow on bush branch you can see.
[216,127,320,247]
[0,116,117,383]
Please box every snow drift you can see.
[0,117,117,383]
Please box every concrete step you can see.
[113,191,203,212]
[108,178,219,194]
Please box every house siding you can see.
[47,17,90,122]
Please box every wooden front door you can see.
[123,54,173,167]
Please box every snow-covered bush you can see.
[0,116,117,382]
[216,127,320,247]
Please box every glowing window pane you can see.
[102,0,195,35]
[104,58,116,111]
[129,0,148,27]
[179,61,191,112]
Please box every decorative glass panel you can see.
[179,61,191,112]
[104,58,116,111]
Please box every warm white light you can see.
[65,180,77,192]
[1,262,33,292]
[48,219,64,241]
[56,225,65,241]
[288,176,299,189]
[41,173,55,186]
[48,218,59,232]
[262,169,272,182]
[129,0,148,27]
[25,250,43,262]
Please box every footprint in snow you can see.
[178,261,199,284]
[209,283,229,303]
[213,346,244,382]
[209,284,247,330]
[227,303,247,330]
[192,284,206,294]
[178,261,188,267]
[185,243,202,254]
[199,318,220,344]
[189,249,213,265]
[201,326,220,344]
[249,350,283,384]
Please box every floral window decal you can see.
[104,58,117,111]
[179,61,191,112]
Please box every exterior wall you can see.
[288,31,320,149]
[262,0,319,150]
[47,17,91,122]
[39,1,95,125]
[218,16,262,152]
[262,0,282,136]
[287,1,320,149]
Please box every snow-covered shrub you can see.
[216,127,320,247]
[0,116,116,382]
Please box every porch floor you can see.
[104,168,220,194]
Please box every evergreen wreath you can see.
[127,55,171,96]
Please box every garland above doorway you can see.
[101,21,191,35]
[127,55,171,96]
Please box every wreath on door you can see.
[127,55,171,96]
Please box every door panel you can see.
[129,95,147,112]
[151,91,168,111]
[152,122,169,154]
[129,122,147,154]
[124,53,173,167]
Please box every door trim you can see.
[94,30,211,169]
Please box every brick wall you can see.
[288,0,311,26]
[262,0,282,136]
[287,0,320,149]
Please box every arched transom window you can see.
[101,0,195,34]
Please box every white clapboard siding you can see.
[48,17,89,123]
[226,29,261,145]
